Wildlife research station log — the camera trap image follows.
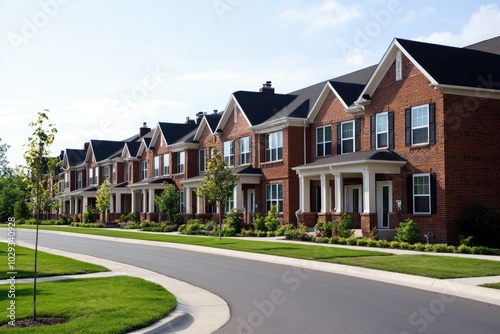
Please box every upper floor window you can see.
[102,166,109,183]
[178,191,185,213]
[266,183,283,213]
[88,168,93,185]
[125,163,130,182]
[239,137,251,165]
[94,167,99,185]
[112,164,116,183]
[153,156,160,177]
[316,126,332,157]
[163,154,170,176]
[64,172,69,188]
[223,141,234,167]
[141,161,148,180]
[405,104,435,146]
[370,112,394,150]
[176,151,185,174]
[199,149,206,173]
[265,131,283,162]
[337,119,361,154]
[224,194,234,213]
[77,171,82,189]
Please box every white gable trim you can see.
[307,81,349,122]
[193,117,210,142]
[215,94,250,132]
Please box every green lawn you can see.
[481,282,500,290]
[0,243,108,279]
[9,225,500,279]
[0,276,176,334]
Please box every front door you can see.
[376,181,392,228]
[247,189,255,225]
[344,185,362,212]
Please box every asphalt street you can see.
[13,230,500,334]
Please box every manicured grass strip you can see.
[13,225,386,259]
[327,255,500,279]
[481,282,500,290]
[0,242,108,280]
[0,276,176,334]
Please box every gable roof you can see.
[88,140,125,163]
[358,38,500,104]
[63,149,87,168]
[122,141,141,159]
[465,35,500,55]
[158,122,198,145]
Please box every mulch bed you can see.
[0,317,68,328]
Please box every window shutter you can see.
[407,175,413,214]
[336,123,341,155]
[429,103,436,145]
[355,118,361,152]
[430,173,437,214]
[388,111,395,149]
[405,108,412,146]
[370,114,376,150]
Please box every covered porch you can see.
[293,150,406,237]
[128,177,174,222]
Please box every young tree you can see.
[154,182,179,224]
[23,109,57,321]
[96,177,111,222]
[0,137,12,177]
[197,142,239,240]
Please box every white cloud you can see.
[279,0,363,35]
[414,4,500,46]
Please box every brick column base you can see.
[360,213,377,236]
[297,212,317,228]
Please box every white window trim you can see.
[239,137,251,165]
[413,173,431,214]
[199,149,206,172]
[316,125,332,157]
[266,131,283,162]
[341,120,355,154]
[266,183,283,213]
[411,104,430,146]
[141,161,148,180]
[223,141,234,167]
[153,156,160,177]
[376,112,389,149]
[163,154,170,176]
[176,152,185,174]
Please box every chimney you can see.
[84,142,90,150]
[140,122,151,137]
[259,81,274,94]
[196,111,204,124]
[213,109,218,114]
[185,117,195,124]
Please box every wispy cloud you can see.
[414,4,500,46]
[279,0,363,35]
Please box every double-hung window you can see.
[176,152,185,174]
[77,171,82,189]
[316,126,332,157]
[125,163,130,182]
[64,172,70,188]
[88,168,93,185]
[224,194,234,213]
[94,167,99,185]
[370,112,395,150]
[153,156,160,177]
[341,121,354,154]
[265,131,283,162]
[141,161,148,180]
[101,166,109,183]
[239,137,251,165]
[163,154,169,175]
[407,173,436,214]
[223,141,234,166]
[266,183,283,212]
[405,104,435,146]
[199,149,206,172]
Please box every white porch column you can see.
[148,189,155,213]
[234,182,243,210]
[70,197,75,214]
[185,187,192,214]
[82,196,88,212]
[333,172,343,213]
[196,188,205,214]
[320,173,332,213]
[362,170,376,213]
[131,191,137,213]
[299,175,310,212]
[142,189,147,212]
[115,193,121,213]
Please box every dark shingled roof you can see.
[233,91,299,125]
[205,113,222,132]
[132,177,174,186]
[65,149,87,167]
[158,122,198,145]
[234,166,262,175]
[327,64,377,106]
[397,38,500,90]
[297,149,405,168]
[465,35,500,55]
[90,140,125,162]
[125,142,141,157]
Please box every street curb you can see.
[6,241,230,334]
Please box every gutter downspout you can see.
[296,119,308,224]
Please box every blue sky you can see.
[1,0,499,167]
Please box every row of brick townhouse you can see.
[54,36,500,243]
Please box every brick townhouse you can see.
[55,36,500,243]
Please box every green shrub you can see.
[459,235,474,246]
[366,239,377,247]
[285,229,298,240]
[389,241,400,249]
[338,213,354,238]
[128,212,139,223]
[345,237,357,245]
[222,226,236,237]
[83,207,95,224]
[412,242,426,252]
[224,209,243,234]
[14,200,31,219]
[457,244,472,254]
[356,238,368,246]
[337,237,347,245]
[253,213,266,231]
[394,219,421,243]
[257,230,267,237]
[121,223,140,229]
[266,231,275,237]
[314,236,329,243]
[376,239,390,248]
[264,205,280,232]
[275,224,295,236]
[60,214,70,225]
[461,203,499,248]
[119,213,129,223]
[184,219,205,235]
[434,243,455,253]
[424,243,435,252]
[315,220,334,238]
[162,224,177,232]
[398,242,410,250]
[329,236,340,244]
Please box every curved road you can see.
[15,230,500,334]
